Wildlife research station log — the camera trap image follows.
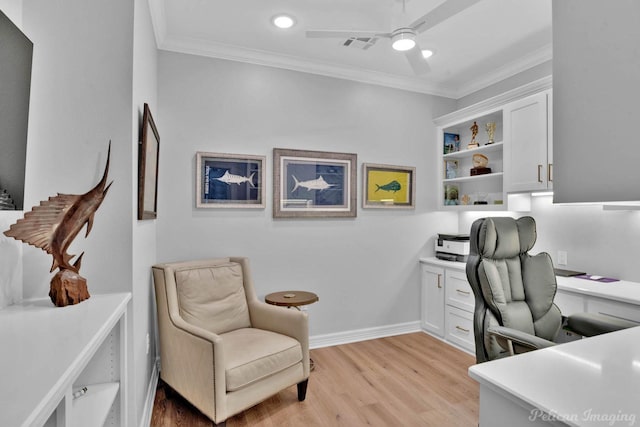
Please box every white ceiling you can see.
[149,0,552,98]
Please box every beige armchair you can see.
[152,257,310,426]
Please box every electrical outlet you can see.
[557,250,568,266]
[146,333,150,355]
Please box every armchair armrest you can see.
[248,300,309,344]
[567,312,638,337]
[488,325,556,353]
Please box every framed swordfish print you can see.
[362,163,416,209]
[273,148,357,218]
[196,152,266,208]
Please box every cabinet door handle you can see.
[456,289,470,295]
[455,325,470,333]
[437,274,442,288]
[537,164,543,183]
[548,163,553,182]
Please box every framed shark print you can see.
[273,148,357,218]
[362,163,416,209]
[196,152,266,208]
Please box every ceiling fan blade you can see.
[405,46,431,75]
[306,30,391,39]
[410,0,482,34]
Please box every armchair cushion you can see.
[222,328,303,392]
[175,262,251,334]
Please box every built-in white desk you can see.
[469,325,640,426]
[469,275,640,426]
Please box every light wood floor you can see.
[151,332,479,427]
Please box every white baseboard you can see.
[309,321,422,349]
[139,357,160,427]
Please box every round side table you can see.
[265,290,318,370]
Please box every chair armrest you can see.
[248,300,309,344]
[567,312,638,337]
[248,300,310,376]
[161,313,227,421]
[488,325,556,351]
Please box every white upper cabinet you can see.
[504,91,552,193]
[552,1,640,203]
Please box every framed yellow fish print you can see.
[196,152,266,208]
[273,148,357,218]
[362,163,416,209]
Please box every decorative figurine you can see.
[485,122,496,145]
[470,153,491,176]
[3,143,112,307]
[467,121,479,149]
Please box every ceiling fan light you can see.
[391,31,416,51]
[272,14,295,29]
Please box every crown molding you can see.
[433,75,552,126]
[453,43,553,98]
[148,3,551,101]
[147,0,167,49]
[157,34,457,97]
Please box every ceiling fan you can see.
[306,0,482,75]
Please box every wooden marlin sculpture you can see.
[4,143,113,307]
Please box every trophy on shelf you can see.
[467,121,479,149]
[485,122,496,145]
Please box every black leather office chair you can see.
[466,216,636,363]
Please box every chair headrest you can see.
[477,216,537,259]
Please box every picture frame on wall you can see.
[138,103,160,220]
[196,152,266,208]
[362,163,416,209]
[273,148,357,218]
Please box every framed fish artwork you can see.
[273,148,357,218]
[196,152,266,208]
[362,163,416,209]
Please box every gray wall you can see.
[157,51,458,337]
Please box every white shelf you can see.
[71,382,119,427]
[0,293,130,427]
[443,141,503,160]
[443,172,503,184]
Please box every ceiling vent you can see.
[343,37,378,50]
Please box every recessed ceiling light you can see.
[272,14,295,29]
[421,49,434,59]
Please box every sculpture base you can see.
[49,269,90,307]
[467,142,479,149]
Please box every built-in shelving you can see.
[0,293,130,427]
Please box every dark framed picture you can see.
[138,103,159,220]
[444,132,460,154]
[362,163,416,209]
[196,152,266,208]
[273,148,357,218]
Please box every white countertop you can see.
[419,256,466,270]
[469,325,640,426]
[557,276,640,306]
[420,257,640,306]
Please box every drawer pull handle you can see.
[537,165,543,183]
[456,289,470,295]
[455,325,470,333]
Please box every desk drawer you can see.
[446,270,474,312]
[445,306,474,352]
